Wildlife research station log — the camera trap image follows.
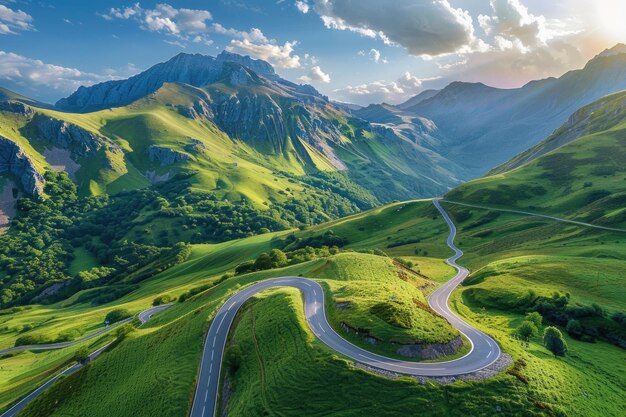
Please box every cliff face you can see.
[0,136,44,198]
[31,114,119,158]
[146,145,191,166]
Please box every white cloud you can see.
[312,0,478,56]
[295,1,310,14]
[102,3,213,42]
[211,24,268,43]
[102,4,279,49]
[433,0,586,87]
[303,53,318,65]
[226,39,301,69]
[299,65,331,83]
[0,51,136,101]
[478,0,549,53]
[334,72,440,104]
[367,48,388,63]
[369,48,380,62]
[0,4,34,34]
[164,39,187,48]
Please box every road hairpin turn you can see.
[190,199,501,417]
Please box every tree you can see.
[269,249,288,267]
[73,346,90,363]
[115,323,136,340]
[518,321,538,339]
[105,309,132,324]
[566,319,583,338]
[525,312,543,328]
[544,326,568,357]
[253,253,273,270]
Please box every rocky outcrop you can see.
[0,135,44,198]
[229,66,254,86]
[31,114,114,158]
[184,138,207,154]
[177,99,213,120]
[395,335,464,360]
[206,88,346,169]
[146,146,190,166]
[0,101,33,117]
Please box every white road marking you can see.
[189,201,504,417]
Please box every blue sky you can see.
[0,0,624,105]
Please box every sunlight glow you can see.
[596,0,626,40]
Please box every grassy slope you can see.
[440,203,626,416]
[221,207,626,417]
[446,127,626,229]
[15,195,625,417]
[434,102,626,414]
[0,334,114,412]
[0,200,456,413]
[15,247,458,417]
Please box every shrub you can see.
[269,249,288,267]
[234,260,255,275]
[153,294,176,306]
[15,334,51,347]
[525,311,543,327]
[105,309,132,324]
[224,345,242,375]
[178,284,211,302]
[566,319,583,339]
[518,321,538,339]
[73,346,90,363]
[544,326,568,357]
[115,323,136,340]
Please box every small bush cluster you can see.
[235,246,340,275]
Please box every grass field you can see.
[0,334,114,412]
[0,200,460,414]
[4,197,625,417]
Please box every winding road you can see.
[442,199,626,233]
[0,304,172,356]
[190,199,501,417]
[0,304,172,417]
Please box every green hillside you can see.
[1,199,462,414]
[446,91,626,228]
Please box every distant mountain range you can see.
[2,44,626,210]
[447,88,626,228]
[0,51,462,213]
[355,43,626,178]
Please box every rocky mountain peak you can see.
[55,51,279,112]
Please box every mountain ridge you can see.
[374,45,626,177]
[55,51,323,113]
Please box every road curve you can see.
[0,304,172,417]
[442,200,626,233]
[0,304,172,356]
[190,199,501,417]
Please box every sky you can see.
[0,0,625,105]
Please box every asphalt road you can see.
[442,199,626,233]
[0,304,172,417]
[0,304,172,357]
[190,199,501,417]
